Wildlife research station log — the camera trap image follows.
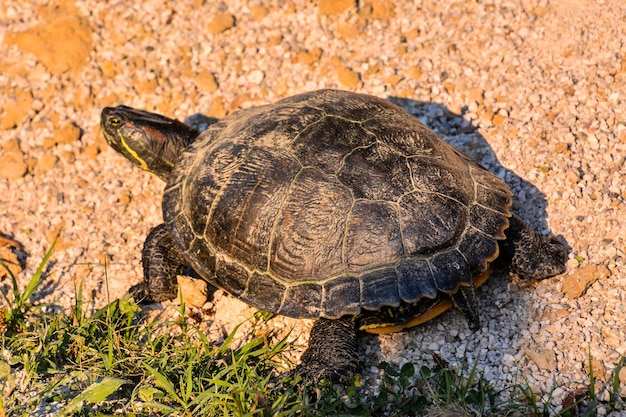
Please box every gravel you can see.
[1,0,625,414]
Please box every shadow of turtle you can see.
[388,96,559,236]
[353,97,570,376]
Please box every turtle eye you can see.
[109,116,122,128]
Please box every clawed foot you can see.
[128,282,155,304]
[286,317,360,386]
[503,214,568,280]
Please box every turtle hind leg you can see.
[501,214,568,280]
[451,285,480,331]
[293,316,359,383]
[135,223,186,303]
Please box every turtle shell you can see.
[163,89,512,319]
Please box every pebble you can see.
[318,0,354,15]
[207,12,236,35]
[4,3,92,74]
[0,151,28,180]
[525,347,558,371]
[176,275,209,308]
[561,264,609,299]
[247,69,265,84]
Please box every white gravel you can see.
[1,0,625,414]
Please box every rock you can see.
[297,47,323,65]
[543,306,569,323]
[247,69,265,84]
[194,72,219,93]
[319,0,355,15]
[177,275,209,308]
[524,347,557,371]
[34,154,58,175]
[336,64,361,89]
[0,236,25,280]
[562,264,608,299]
[4,6,93,74]
[620,366,626,385]
[554,142,569,153]
[249,5,269,21]
[100,60,116,77]
[207,13,236,34]
[585,359,607,382]
[0,151,28,180]
[43,123,82,149]
[369,0,396,19]
[406,66,423,80]
[336,21,360,39]
[492,113,505,126]
[0,89,34,130]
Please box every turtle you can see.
[100,89,567,381]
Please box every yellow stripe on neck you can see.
[117,131,149,171]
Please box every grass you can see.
[1,247,625,416]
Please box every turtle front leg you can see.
[294,316,359,383]
[501,214,568,280]
[132,223,186,303]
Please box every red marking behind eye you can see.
[140,125,169,143]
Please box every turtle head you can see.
[101,106,200,181]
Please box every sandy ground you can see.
[1,0,626,413]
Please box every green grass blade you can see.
[143,362,186,406]
[20,239,57,306]
[58,377,129,416]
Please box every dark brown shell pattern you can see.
[163,90,512,319]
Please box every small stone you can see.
[0,89,34,130]
[406,66,423,80]
[385,74,403,87]
[562,264,608,299]
[554,142,569,153]
[369,0,396,19]
[4,6,92,74]
[336,64,361,89]
[492,113,505,126]
[619,366,626,385]
[82,126,107,158]
[532,6,548,17]
[44,123,82,149]
[118,189,131,206]
[177,275,208,308]
[297,47,323,65]
[249,5,269,21]
[586,359,607,382]
[524,347,557,371]
[195,72,219,93]
[0,151,28,180]
[466,88,484,104]
[46,222,71,252]
[210,96,227,118]
[100,60,116,78]
[336,21,360,38]
[247,69,265,84]
[34,154,58,175]
[0,240,24,280]
[443,81,456,93]
[207,13,236,34]
[2,138,21,153]
[566,169,580,184]
[544,306,569,323]
[319,0,354,15]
